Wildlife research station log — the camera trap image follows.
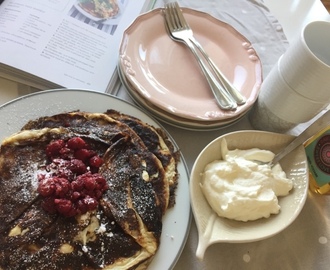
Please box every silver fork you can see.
[164,2,246,108]
[164,3,236,111]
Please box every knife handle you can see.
[273,109,330,164]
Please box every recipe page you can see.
[0,0,152,91]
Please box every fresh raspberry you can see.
[71,175,85,191]
[59,147,74,159]
[67,137,88,150]
[74,149,95,162]
[55,199,77,217]
[89,155,103,168]
[46,139,65,158]
[94,174,107,188]
[69,159,87,175]
[84,176,96,191]
[53,177,71,197]
[38,178,56,197]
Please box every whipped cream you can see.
[200,139,293,222]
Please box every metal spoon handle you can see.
[273,109,330,164]
[188,36,246,105]
[183,39,237,110]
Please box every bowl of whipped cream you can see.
[190,130,309,260]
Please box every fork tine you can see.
[164,5,170,28]
[164,6,174,34]
[173,2,189,30]
[165,2,187,31]
[164,4,175,31]
[169,3,181,29]
[169,3,180,30]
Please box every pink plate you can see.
[119,8,262,121]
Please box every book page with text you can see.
[0,0,152,92]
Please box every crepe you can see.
[0,111,179,269]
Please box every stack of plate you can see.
[118,7,263,130]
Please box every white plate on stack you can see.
[118,8,263,130]
[118,64,247,130]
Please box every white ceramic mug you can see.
[278,20,330,102]
[250,20,330,132]
[250,59,328,132]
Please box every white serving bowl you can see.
[190,130,309,260]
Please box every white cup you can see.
[249,59,328,132]
[249,20,330,132]
[279,21,330,102]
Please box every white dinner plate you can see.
[0,89,191,270]
[119,8,262,122]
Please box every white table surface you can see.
[1,1,330,270]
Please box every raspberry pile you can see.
[37,137,108,217]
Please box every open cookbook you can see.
[0,0,155,93]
